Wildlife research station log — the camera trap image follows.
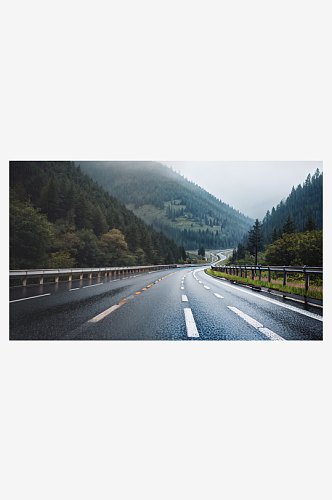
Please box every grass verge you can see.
[206,269,323,301]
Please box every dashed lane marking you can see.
[228,306,285,341]
[10,293,51,303]
[215,280,323,322]
[184,308,199,338]
[83,283,104,288]
[88,299,129,323]
[214,293,224,299]
[182,295,188,302]
[204,286,210,289]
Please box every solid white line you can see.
[69,288,80,291]
[184,308,199,338]
[182,295,188,302]
[204,286,210,289]
[10,293,51,303]
[110,279,120,282]
[214,293,224,299]
[83,283,104,288]
[213,279,323,322]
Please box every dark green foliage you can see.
[261,168,322,244]
[198,246,205,257]
[304,215,318,232]
[77,161,254,249]
[264,231,322,267]
[283,215,296,234]
[9,161,185,268]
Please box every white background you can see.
[2,1,330,499]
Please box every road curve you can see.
[9,267,323,340]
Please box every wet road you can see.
[9,267,323,340]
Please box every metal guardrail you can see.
[10,264,177,286]
[210,264,323,291]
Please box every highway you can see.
[9,266,323,340]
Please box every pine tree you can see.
[283,215,296,234]
[247,219,263,265]
[304,215,318,232]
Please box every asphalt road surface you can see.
[9,267,323,340]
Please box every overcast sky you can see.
[161,161,322,220]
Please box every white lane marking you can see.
[199,281,202,284]
[110,279,120,282]
[211,279,323,322]
[182,295,188,302]
[69,288,80,291]
[10,293,51,303]
[228,306,285,341]
[204,286,210,289]
[184,308,199,338]
[228,306,263,329]
[83,283,104,288]
[258,327,285,341]
[88,299,128,323]
[214,293,224,299]
[181,287,184,290]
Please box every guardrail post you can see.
[268,267,271,283]
[245,268,247,279]
[68,275,72,281]
[283,267,287,286]
[304,266,310,292]
[258,266,262,281]
[22,277,27,286]
[80,274,83,280]
[55,276,59,283]
[251,268,254,280]
[39,277,44,285]
[240,267,242,278]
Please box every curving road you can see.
[9,266,323,340]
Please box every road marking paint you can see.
[228,306,285,341]
[258,327,285,341]
[70,288,80,291]
[204,286,210,289]
[199,281,202,283]
[216,280,322,322]
[83,283,104,288]
[110,279,120,282]
[136,292,141,295]
[214,293,224,299]
[182,295,188,302]
[181,287,184,290]
[184,308,199,338]
[88,299,128,323]
[10,293,51,303]
[142,288,147,290]
[228,306,263,329]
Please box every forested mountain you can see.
[260,169,322,244]
[76,161,254,249]
[230,168,323,267]
[10,161,185,269]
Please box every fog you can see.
[162,161,322,220]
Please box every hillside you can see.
[77,161,254,249]
[260,169,323,244]
[9,161,185,269]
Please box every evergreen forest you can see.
[77,161,254,250]
[229,169,323,267]
[10,161,186,269]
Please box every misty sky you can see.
[161,161,322,220]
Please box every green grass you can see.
[206,269,323,301]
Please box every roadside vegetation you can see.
[207,269,322,301]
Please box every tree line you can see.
[10,161,186,269]
[77,161,254,249]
